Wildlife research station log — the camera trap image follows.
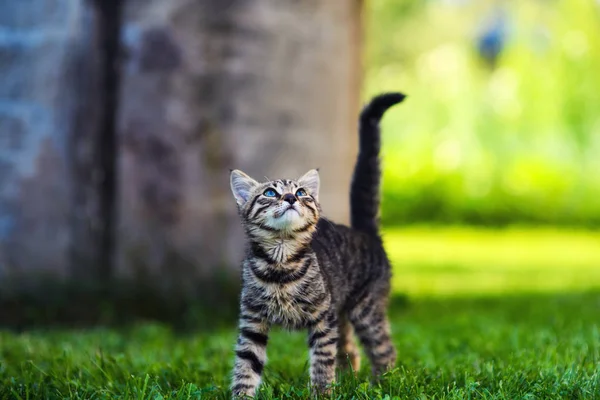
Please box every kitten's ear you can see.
[298,169,320,200]
[230,169,259,206]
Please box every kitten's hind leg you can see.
[349,295,396,376]
[337,313,361,373]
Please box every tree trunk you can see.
[69,0,122,284]
[117,0,362,285]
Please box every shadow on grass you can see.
[0,272,411,334]
[0,272,242,332]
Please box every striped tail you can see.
[350,92,406,236]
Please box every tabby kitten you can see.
[229,92,406,398]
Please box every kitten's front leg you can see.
[231,311,270,398]
[307,310,339,394]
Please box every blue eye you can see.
[263,188,277,197]
[296,189,307,197]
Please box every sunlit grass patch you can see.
[383,226,600,297]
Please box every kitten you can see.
[228,92,406,398]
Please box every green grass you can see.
[2,228,600,399]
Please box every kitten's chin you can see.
[267,209,305,232]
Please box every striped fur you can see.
[229,93,405,398]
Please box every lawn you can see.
[1,228,600,399]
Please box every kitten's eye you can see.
[296,189,307,197]
[263,188,277,197]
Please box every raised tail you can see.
[350,92,406,236]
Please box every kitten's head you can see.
[230,169,321,236]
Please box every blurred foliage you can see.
[364,0,600,226]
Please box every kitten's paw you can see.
[337,352,361,374]
[310,382,334,398]
[231,386,255,399]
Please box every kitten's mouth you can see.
[276,206,298,218]
[283,207,298,215]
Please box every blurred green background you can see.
[365,0,600,227]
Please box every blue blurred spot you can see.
[121,24,143,74]
[477,8,509,67]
